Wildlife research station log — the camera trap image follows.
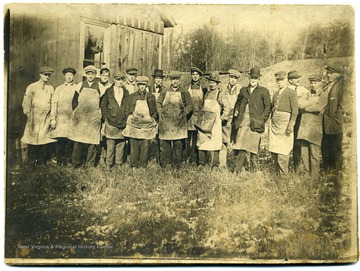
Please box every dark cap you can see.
[100,67,111,74]
[39,66,54,74]
[248,67,261,78]
[308,74,322,82]
[325,65,340,74]
[288,70,302,79]
[206,72,221,83]
[113,71,126,80]
[275,71,287,80]
[125,67,138,75]
[190,67,203,76]
[62,67,77,75]
[152,69,165,78]
[169,71,182,79]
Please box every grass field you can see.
[5,57,357,263]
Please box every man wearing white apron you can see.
[184,67,206,164]
[21,66,56,165]
[232,67,271,173]
[69,65,102,168]
[219,68,242,170]
[156,71,193,172]
[49,67,78,165]
[100,71,129,170]
[196,72,222,169]
[123,76,157,168]
[268,71,299,175]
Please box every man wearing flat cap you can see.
[184,66,207,165]
[100,71,129,170]
[195,72,223,169]
[123,76,157,168]
[156,71,193,174]
[268,71,299,175]
[297,74,327,180]
[124,67,138,95]
[321,65,345,173]
[218,68,242,169]
[48,67,78,165]
[232,67,271,173]
[287,70,310,172]
[69,65,102,168]
[21,66,56,165]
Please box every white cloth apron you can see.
[187,86,204,131]
[122,100,157,140]
[21,87,56,145]
[197,99,222,151]
[158,91,188,140]
[103,120,125,140]
[233,105,261,154]
[68,88,101,144]
[268,111,293,155]
[221,91,238,144]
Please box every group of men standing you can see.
[20,63,345,179]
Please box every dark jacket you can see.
[148,83,164,96]
[232,84,271,133]
[323,77,345,134]
[100,85,129,129]
[124,90,157,120]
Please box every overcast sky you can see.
[158,4,354,38]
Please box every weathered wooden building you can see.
[5,3,175,163]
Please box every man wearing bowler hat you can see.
[268,71,299,175]
[232,67,271,173]
[297,74,327,180]
[287,70,310,172]
[21,65,56,165]
[124,67,138,95]
[149,69,166,101]
[49,67,78,165]
[219,68,242,169]
[69,65,102,168]
[184,67,207,165]
[321,65,346,173]
[156,71,193,175]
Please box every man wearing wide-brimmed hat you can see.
[156,71,193,174]
[21,65,56,165]
[297,74,327,180]
[232,67,271,173]
[69,65,102,168]
[218,68,242,169]
[321,65,345,173]
[184,66,207,165]
[123,76,157,168]
[100,71,129,170]
[268,71,299,175]
[49,67,78,165]
[195,72,222,169]
[287,70,310,172]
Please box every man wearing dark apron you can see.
[156,71,193,175]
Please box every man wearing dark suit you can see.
[232,67,271,173]
[322,65,345,173]
[149,69,165,101]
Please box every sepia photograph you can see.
[3,1,358,266]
